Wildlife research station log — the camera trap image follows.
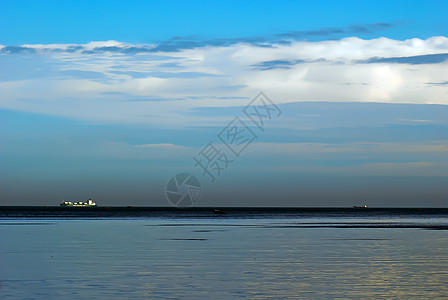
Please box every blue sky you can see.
[1,0,447,206]
[1,0,447,44]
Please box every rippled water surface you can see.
[1,208,448,299]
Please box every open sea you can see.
[1,207,448,299]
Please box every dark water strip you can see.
[1,206,448,218]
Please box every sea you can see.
[1,207,448,299]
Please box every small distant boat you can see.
[60,199,97,207]
[353,205,368,208]
[213,208,226,214]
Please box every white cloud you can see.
[0,36,447,125]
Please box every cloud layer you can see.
[1,36,447,127]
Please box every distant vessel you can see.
[60,199,97,207]
[353,205,368,208]
[213,208,226,214]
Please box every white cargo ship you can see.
[60,199,97,207]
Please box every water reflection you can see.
[1,218,447,298]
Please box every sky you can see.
[1,0,447,206]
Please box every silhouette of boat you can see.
[353,205,368,208]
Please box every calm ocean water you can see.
[1,207,448,299]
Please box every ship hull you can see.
[60,204,97,207]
